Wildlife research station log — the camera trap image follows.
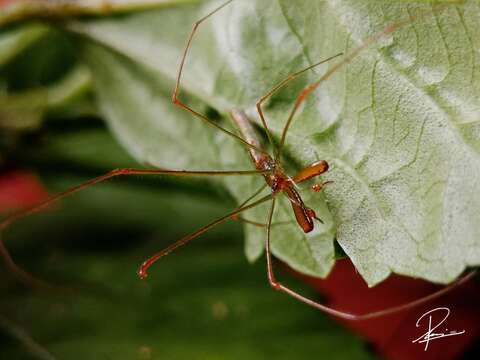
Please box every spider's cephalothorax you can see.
[256,156,289,192]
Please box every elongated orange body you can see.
[230,109,329,233]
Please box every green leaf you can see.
[70,0,480,286]
[0,65,92,130]
[0,25,94,130]
[80,42,335,278]
[0,23,49,66]
[0,0,199,27]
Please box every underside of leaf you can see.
[70,0,480,286]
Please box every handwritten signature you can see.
[412,307,465,351]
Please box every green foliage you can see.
[0,126,374,359]
[2,0,479,357]
[66,0,480,285]
[1,0,480,285]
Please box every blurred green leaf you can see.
[68,0,480,286]
[2,28,77,90]
[0,65,92,130]
[1,242,375,360]
[28,128,142,170]
[0,0,199,27]
[0,23,49,67]
[0,25,94,131]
